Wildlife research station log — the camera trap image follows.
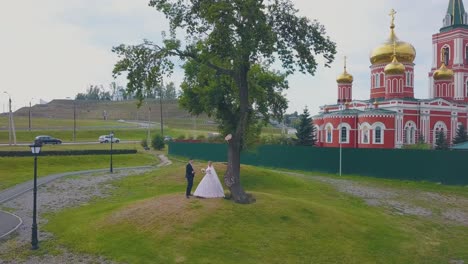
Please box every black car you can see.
[35,135,62,145]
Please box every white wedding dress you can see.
[194,165,225,198]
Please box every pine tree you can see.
[435,130,449,150]
[452,124,468,145]
[295,107,316,146]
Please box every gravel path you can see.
[313,176,468,226]
[0,167,154,264]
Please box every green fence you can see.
[169,142,468,185]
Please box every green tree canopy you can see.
[112,0,336,203]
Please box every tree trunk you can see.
[224,137,255,204]
[223,63,255,204]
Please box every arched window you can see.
[466,79,468,96]
[433,121,447,145]
[404,121,417,144]
[374,127,382,143]
[465,45,468,64]
[339,123,351,144]
[360,123,370,144]
[340,127,347,143]
[442,46,450,65]
[372,122,386,144]
[313,125,319,143]
[325,124,333,143]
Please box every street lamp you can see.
[110,131,114,173]
[29,142,42,250]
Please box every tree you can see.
[112,0,336,203]
[164,82,177,100]
[435,130,449,150]
[453,123,468,145]
[151,134,165,150]
[295,107,315,146]
[75,85,111,101]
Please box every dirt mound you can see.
[105,194,223,234]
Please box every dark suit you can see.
[185,162,195,197]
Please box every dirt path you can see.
[0,167,155,264]
[286,172,468,226]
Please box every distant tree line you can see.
[75,82,178,101]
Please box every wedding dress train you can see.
[193,165,225,198]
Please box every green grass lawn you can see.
[0,116,135,130]
[25,161,468,264]
[0,151,157,191]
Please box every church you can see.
[313,0,468,149]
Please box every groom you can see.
[185,158,195,198]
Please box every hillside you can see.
[13,99,199,121]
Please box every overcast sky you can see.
[0,0,451,114]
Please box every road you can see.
[0,140,139,147]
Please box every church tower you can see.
[369,9,416,100]
[336,56,353,103]
[429,0,468,102]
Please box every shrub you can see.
[196,135,206,141]
[152,134,165,150]
[141,138,149,150]
[176,134,186,140]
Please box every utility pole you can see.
[29,98,34,131]
[4,92,16,145]
[159,87,164,136]
[148,104,151,145]
[73,100,76,142]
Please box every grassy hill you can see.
[1,99,282,136]
[13,99,198,121]
[32,162,468,263]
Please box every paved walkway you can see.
[0,165,154,239]
[0,211,22,239]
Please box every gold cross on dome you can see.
[389,9,397,25]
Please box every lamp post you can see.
[110,131,114,173]
[29,142,42,250]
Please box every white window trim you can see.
[404,121,417,144]
[325,123,333,143]
[372,122,386,144]
[338,123,351,144]
[360,123,371,144]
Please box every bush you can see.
[152,134,165,150]
[141,138,149,150]
[403,143,432,150]
[176,134,186,140]
[196,135,206,141]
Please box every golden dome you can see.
[370,10,416,65]
[433,63,454,80]
[384,55,405,74]
[336,70,353,83]
[336,56,353,83]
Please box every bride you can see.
[194,161,225,198]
